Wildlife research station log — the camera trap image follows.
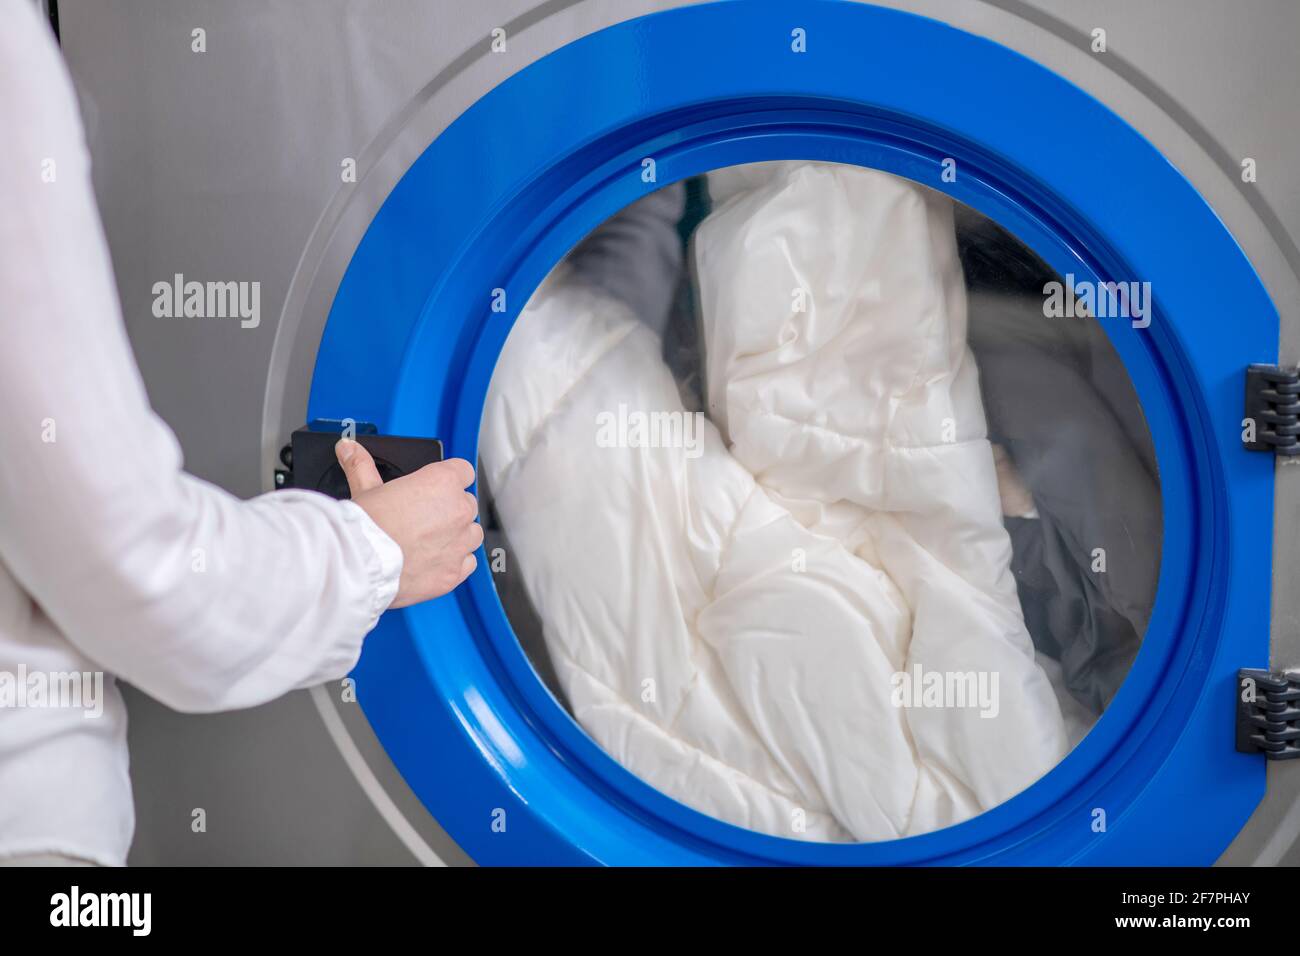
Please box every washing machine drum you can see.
[478,159,1159,845]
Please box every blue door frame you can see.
[309,0,1275,865]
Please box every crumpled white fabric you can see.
[481,161,1067,842]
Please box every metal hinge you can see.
[1244,364,1300,456]
[1237,669,1300,760]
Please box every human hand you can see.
[335,439,482,608]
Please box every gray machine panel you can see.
[54,0,1300,865]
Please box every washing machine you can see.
[53,0,1300,865]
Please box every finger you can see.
[444,457,476,489]
[460,553,478,581]
[335,439,383,497]
[414,457,474,489]
[461,521,485,553]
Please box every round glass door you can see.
[478,161,1161,843]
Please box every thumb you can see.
[335,439,383,497]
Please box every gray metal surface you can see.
[55,0,1300,865]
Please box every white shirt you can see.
[0,1,403,866]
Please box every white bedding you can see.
[480,162,1067,842]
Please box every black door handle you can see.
[276,420,445,500]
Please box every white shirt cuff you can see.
[338,499,404,630]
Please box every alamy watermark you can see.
[890,664,1000,718]
[151,273,260,329]
[1043,273,1151,329]
[0,665,105,718]
[595,403,704,459]
[50,886,150,936]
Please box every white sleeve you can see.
[0,2,402,713]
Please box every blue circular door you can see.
[308,0,1276,865]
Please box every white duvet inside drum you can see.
[478,161,1161,842]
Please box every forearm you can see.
[0,9,399,712]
